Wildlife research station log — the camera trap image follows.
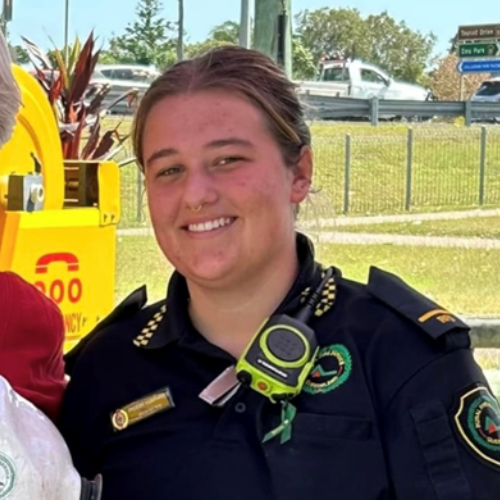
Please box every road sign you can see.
[458,42,499,58]
[458,24,500,41]
[457,59,500,74]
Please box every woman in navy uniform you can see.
[60,46,500,500]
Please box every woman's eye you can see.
[158,166,182,177]
[217,157,244,166]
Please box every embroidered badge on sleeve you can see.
[453,385,500,468]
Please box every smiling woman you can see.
[138,89,312,329]
[59,46,500,500]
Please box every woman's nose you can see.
[182,168,218,210]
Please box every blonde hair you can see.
[0,32,20,148]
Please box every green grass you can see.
[307,123,500,218]
[328,216,500,238]
[116,235,500,317]
[107,119,500,227]
[115,235,500,381]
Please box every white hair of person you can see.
[0,31,20,148]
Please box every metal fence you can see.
[118,123,500,226]
[301,94,500,126]
[115,124,500,385]
[308,125,500,217]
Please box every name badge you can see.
[111,387,175,431]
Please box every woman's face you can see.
[141,89,312,289]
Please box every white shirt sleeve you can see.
[0,375,82,500]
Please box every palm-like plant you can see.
[22,32,138,161]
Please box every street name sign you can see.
[458,42,499,58]
[456,59,500,73]
[457,24,500,41]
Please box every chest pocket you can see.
[411,401,473,500]
[264,412,389,500]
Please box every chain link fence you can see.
[118,123,500,227]
[115,123,500,392]
[299,123,500,219]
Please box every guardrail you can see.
[468,318,500,348]
[300,94,500,126]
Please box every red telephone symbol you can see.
[33,253,83,304]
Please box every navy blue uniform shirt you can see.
[59,233,500,499]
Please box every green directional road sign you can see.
[459,42,499,58]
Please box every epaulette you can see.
[64,285,148,374]
[367,266,469,340]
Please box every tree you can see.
[210,21,240,43]
[185,39,235,59]
[296,8,367,62]
[291,35,316,80]
[448,34,458,54]
[430,53,487,101]
[295,8,436,83]
[185,20,239,58]
[98,50,120,65]
[10,45,29,64]
[364,12,436,82]
[107,0,176,69]
[186,19,315,80]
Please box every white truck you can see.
[296,58,432,101]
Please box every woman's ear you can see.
[290,146,313,204]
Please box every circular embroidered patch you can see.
[303,344,352,394]
[0,452,16,499]
[454,385,500,468]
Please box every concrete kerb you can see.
[297,208,500,229]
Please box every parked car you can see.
[90,65,158,115]
[471,78,500,103]
[95,64,160,84]
[296,57,431,101]
[470,78,500,123]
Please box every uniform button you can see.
[235,402,246,413]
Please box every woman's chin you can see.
[178,258,239,286]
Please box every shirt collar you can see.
[137,232,324,350]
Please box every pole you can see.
[1,0,13,37]
[64,0,69,66]
[176,0,184,61]
[254,0,292,77]
[239,0,251,48]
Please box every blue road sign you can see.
[457,59,500,73]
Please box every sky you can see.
[6,0,499,58]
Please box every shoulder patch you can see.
[64,285,148,374]
[367,266,469,339]
[453,384,500,469]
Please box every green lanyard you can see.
[262,400,297,445]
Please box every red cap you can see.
[0,271,66,422]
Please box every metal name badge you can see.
[111,387,175,432]
[199,366,241,407]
